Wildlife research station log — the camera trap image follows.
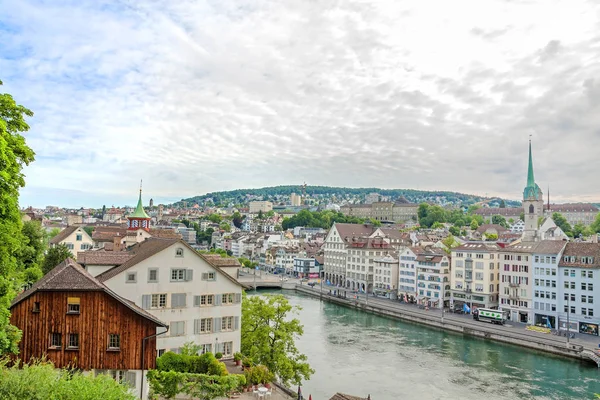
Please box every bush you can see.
[207,359,228,376]
[244,365,274,386]
[233,352,243,362]
[147,370,245,400]
[0,359,135,400]
[215,352,223,360]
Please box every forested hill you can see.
[178,186,521,208]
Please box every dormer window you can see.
[176,248,184,257]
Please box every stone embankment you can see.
[294,285,599,366]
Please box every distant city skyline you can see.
[3,0,600,207]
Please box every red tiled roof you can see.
[559,243,600,268]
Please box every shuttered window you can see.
[170,321,185,336]
[171,293,187,308]
[194,318,213,334]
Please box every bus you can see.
[473,308,507,325]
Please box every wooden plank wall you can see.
[10,291,158,370]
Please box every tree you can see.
[42,244,73,275]
[442,234,459,253]
[83,226,94,237]
[0,79,36,355]
[572,223,586,238]
[47,227,61,240]
[491,215,509,228]
[449,226,460,236]
[241,294,314,386]
[219,222,231,232]
[16,221,44,285]
[552,213,572,236]
[369,218,382,227]
[257,210,264,220]
[484,233,498,241]
[207,214,222,224]
[499,200,506,208]
[519,212,525,222]
[470,220,479,230]
[231,212,244,229]
[590,213,600,234]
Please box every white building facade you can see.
[532,241,566,329]
[499,243,535,323]
[98,239,243,357]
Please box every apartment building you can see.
[373,252,399,299]
[49,225,94,259]
[532,241,566,329]
[248,201,273,214]
[323,223,373,286]
[346,236,391,293]
[450,242,501,311]
[97,238,244,357]
[398,247,418,302]
[499,242,536,323]
[557,243,600,336]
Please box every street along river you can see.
[262,290,600,400]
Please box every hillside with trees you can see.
[178,185,521,208]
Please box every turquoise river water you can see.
[264,290,600,400]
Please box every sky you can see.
[1,0,599,208]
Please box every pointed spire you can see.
[526,136,535,188]
[129,180,150,219]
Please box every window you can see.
[50,332,61,348]
[582,308,588,316]
[589,284,594,291]
[148,294,165,308]
[222,341,233,357]
[563,293,568,301]
[194,295,214,307]
[201,344,212,354]
[32,302,40,313]
[126,272,137,283]
[171,269,193,282]
[570,282,575,289]
[171,293,187,308]
[564,305,568,313]
[148,268,158,283]
[194,318,213,334]
[158,349,166,357]
[67,297,80,314]
[590,309,595,317]
[571,294,575,302]
[564,269,569,276]
[551,304,556,311]
[582,295,587,303]
[570,306,576,314]
[222,316,234,331]
[201,272,216,281]
[582,270,587,278]
[589,296,594,304]
[76,234,82,241]
[176,248,184,257]
[588,271,594,279]
[67,333,79,349]
[170,321,185,336]
[222,293,236,304]
[108,334,120,350]
[66,243,74,250]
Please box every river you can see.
[261,290,600,400]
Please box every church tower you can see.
[522,139,544,241]
[127,184,151,232]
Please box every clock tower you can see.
[522,139,543,241]
[127,185,151,232]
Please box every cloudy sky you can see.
[1,0,599,208]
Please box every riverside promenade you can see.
[295,284,600,367]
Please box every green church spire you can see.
[526,138,535,188]
[130,181,150,219]
[523,138,542,201]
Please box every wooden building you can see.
[10,258,167,399]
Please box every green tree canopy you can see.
[241,294,314,386]
[590,213,600,234]
[231,212,244,228]
[470,219,479,230]
[552,212,572,236]
[491,215,509,228]
[207,214,222,224]
[0,80,36,355]
[42,244,73,275]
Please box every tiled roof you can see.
[96,238,246,288]
[550,203,599,213]
[454,242,501,252]
[476,224,509,234]
[149,228,182,239]
[334,223,375,243]
[77,251,133,265]
[11,258,166,327]
[92,227,127,241]
[559,243,600,268]
[49,226,79,245]
[199,254,242,268]
[329,394,367,400]
[473,207,522,217]
[96,238,178,282]
[533,240,567,255]
[500,242,538,253]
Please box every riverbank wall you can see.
[294,285,598,365]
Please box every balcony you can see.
[465,288,472,293]
[509,294,519,300]
[464,276,473,282]
[508,282,519,288]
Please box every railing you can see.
[509,282,519,287]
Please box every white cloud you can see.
[1,0,599,207]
